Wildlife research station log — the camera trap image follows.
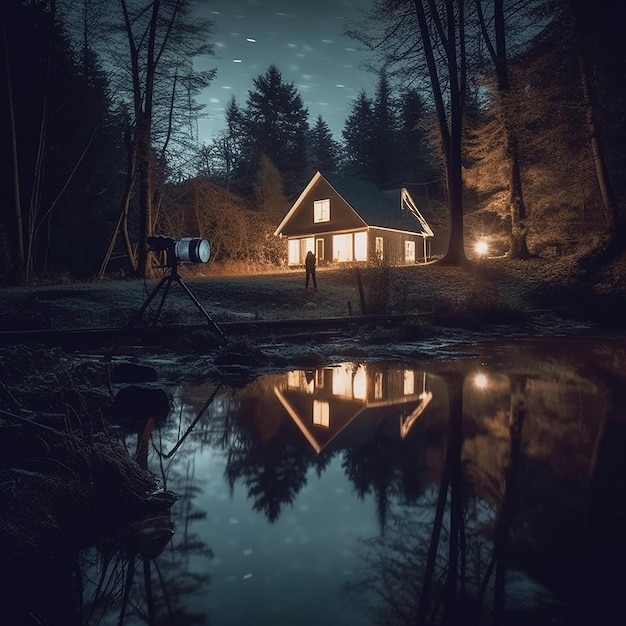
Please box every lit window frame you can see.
[314,199,330,223]
[313,400,330,428]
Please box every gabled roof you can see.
[274,171,434,237]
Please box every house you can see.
[274,171,435,266]
[273,363,436,454]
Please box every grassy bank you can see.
[0,255,624,332]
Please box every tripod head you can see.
[147,236,177,268]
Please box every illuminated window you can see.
[288,240,299,265]
[332,364,352,396]
[405,240,416,263]
[314,199,330,223]
[403,370,415,395]
[374,372,383,399]
[333,233,352,261]
[287,370,300,388]
[313,400,330,427]
[352,366,367,400]
[315,369,325,388]
[375,237,384,260]
[333,232,367,262]
[288,238,314,265]
[354,232,367,261]
[286,370,313,391]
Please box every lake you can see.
[72,336,626,625]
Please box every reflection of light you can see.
[287,371,300,388]
[313,400,329,428]
[401,391,433,438]
[287,370,314,393]
[403,370,415,395]
[353,367,366,400]
[474,239,489,257]
[374,371,383,399]
[332,364,367,399]
[473,373,489,389]
[332,365,351,396]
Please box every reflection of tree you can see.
[350,371,538,626]
[481,374,526,623]
[566,365,626,623]
[80,388,220,625]
[224,417,319,522]
[417,370,465,625]
[342,438,396,529]
[341,431,433,530]
[82,461,212,625]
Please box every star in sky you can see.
[195,0,376,143]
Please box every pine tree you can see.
[371,71,398,187]
[239,65,309,196]
[397,88,436,186]
[253,154,290,225]
[307,115,341,174]
[341,91,376,181]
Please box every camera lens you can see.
[175,237,210,263]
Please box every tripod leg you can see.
[174,276,226,340]
[152,276,174,326]
[128,275,169,327]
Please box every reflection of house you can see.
[274,171,435,266]
[274,363,434,453]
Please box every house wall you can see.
[368,228,430,265]
[288,230,429,266]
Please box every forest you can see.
[0,0,624,285]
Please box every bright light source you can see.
[474,239,489,258]
[473,373,489,390]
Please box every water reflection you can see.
[274,363,435,452]
[80,343,626,625]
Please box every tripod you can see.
[130,260,225,340]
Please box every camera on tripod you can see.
[131,234,224,340]
[147,235,211,267]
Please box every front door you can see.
[316,238,324,262]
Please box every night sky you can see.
[195,0,376,143]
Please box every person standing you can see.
[305,250,317,290]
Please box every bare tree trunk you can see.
[476,0,530,259]
[2,4,24,282]
[120,0,185,279]
[413,0,468,266]
[24,0,57,280]
[493,374,526,621]
[100,121,142,277]
[136,113,154,277]
[568,0,617,234]
[441,370,465,623]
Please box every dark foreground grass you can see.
[0,254,624,332]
